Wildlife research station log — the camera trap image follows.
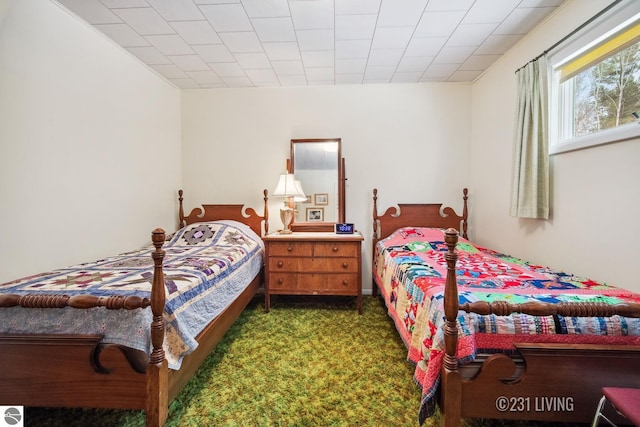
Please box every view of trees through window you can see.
[572,41,640,137]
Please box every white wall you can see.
[0,0,182,283]
[181,83,471,292]
[471,0,640,292]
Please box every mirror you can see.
[290,138,345,232]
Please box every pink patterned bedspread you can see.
[373,227,640,424]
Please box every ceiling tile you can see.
[424,0,474,12]
[301,51,334,68]
[433,46,476,63]
[150,64,188,79]
[335,58,367,74]
[187,70,223,84]
[126,46,172,64]
[263,42,301,61]
[192,44,235,62]
[405,37,447,57]
[145,0,204,21]
[145,34,194,55]
[272,60,305,75]
[168,78,201,89]
[94,23,150,47]
[335,14,377,40]
[194,0,240,5]
[57,0,123,25]
[297,29,334,51]
[290,0,334,30]
[447,23,498,47]
[367,49,403,66]
[335,40,371,59]
[475,34,521,54]
[168,54,211,71]
[169,21,222,45]
[364,65,395,81]
[396,55,433,72]
[495,7,556,35]
[448,69,484,81]
[252,18,296,42]
[372,26,414,49]
[278,74,308,86]
[234,52,271,68]
[200,4,252,32]
[99,0,149,7]
[414,11,465,37]
[463,0,521,24]
[335,0,381,15]
[305,67,334,81]
[209,62,246,76]
[245,68,279,83]
[459,54,502,70]
[218,32,263,53]
[377,0,426,27]
[222,76,254,87]
[421,63,459,78]
[242,0,290,18]
[392,71,423,82]
[335,73,364,84]
[111,7,174,35]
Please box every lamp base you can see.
[279,206,294,234]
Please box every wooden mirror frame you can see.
[290,138,345,232]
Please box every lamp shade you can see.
[273,172,305,198]
[293,180,307,202]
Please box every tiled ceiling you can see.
[54,0,566,89]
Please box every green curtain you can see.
[510,55,549,219]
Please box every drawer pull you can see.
[277,261,284,268]
[287,246,294,252]
[342,280,349,286]
[332,246,339,252]
[277,278,284,284]
[342,262,348,269]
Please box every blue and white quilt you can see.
[0,220,264,369]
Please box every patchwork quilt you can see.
[0,220,264,369]
[373,227,640,424]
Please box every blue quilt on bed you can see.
[0,220,264,369]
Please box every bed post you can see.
[263,189,269,235]
[147,228,168,427]
[372,188,379,297]
[442,228,462,427]
[178,190,186,229]
[461,188,468,239]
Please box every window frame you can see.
[548,0,640,155]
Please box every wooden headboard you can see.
[178,189,269,237]
[372,188,468,242]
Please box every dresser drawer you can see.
[269,273,359,294]
[268,241,313,257]
[313,242,359,257]
[269,257,359,273]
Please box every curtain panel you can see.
[510,55,549,220]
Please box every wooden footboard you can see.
[0,228,169,427]
[441,228,640,427]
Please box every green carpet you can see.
[25,295,586,426]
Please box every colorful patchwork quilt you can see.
[0,220,264,370]
[373,227,640,424]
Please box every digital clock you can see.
[335,223,355,234]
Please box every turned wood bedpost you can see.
[442,228,462,427]
[178,190,186,229]
[461,188,468,239]
[263,189,269,235]
[147,228,168,427]
[372,188,379,297]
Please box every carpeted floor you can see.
[25,295,588,426]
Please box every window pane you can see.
[570,40,640,138]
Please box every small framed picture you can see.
[306,207,324,222]
[314,193,328,205]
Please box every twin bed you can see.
[0,190,268,426]
[372,188,640,426]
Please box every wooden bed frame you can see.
[0,189,269,426]
[372,188,640,427]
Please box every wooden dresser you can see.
[263,231,364,314]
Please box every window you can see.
[549,0,640,154]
